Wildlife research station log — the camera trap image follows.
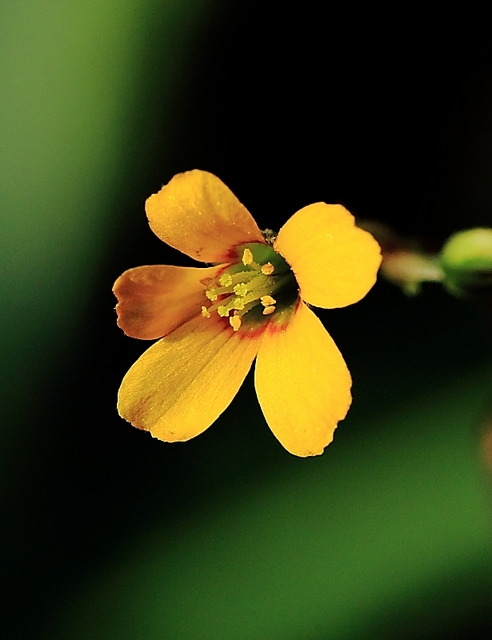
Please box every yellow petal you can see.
[113,264,223,340]
[274,203,382,308]
[255,302,352,457]
[118,314,261,442]
[145,170,264,263]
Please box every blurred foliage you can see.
[1,2,492,639]
[48,367,492,640]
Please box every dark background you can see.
[2,2,492,638]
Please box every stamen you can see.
[201,306,211,318]
[260,295,276,307]
[242,248,254,265]
[262,305,276,315]
[261,262,275,275]
[229,315,242,331]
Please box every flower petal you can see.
[274,203,382,308]
[117,314,261,442]
[113,264,223,340]
[255,302,352,457]
[145,170,264,263]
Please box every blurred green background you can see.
[1,2,492,638]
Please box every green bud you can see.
[439,228,492,295]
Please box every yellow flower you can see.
[113,170,381,457]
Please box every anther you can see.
[262,306,276,315]
[201,306,211,318]
[260,295,276,307]
[230,314,242,331]
[261,262,274,275]
[242,248,254,265]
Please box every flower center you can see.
[200,242,298,331]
